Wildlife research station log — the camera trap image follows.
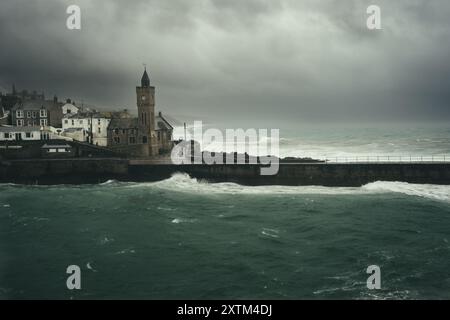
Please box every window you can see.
[98,127,101,134]
[157,131,161,141]
[113,137,120,144]
[40,119,47,126]
[142,136,148,143]
[67,109,71,114]
[122,129,126,134]
[129,136,136,144]
[79,120,83,125]
[98,119,101,125]
[25,132,32,138]
[27,111,32,118]
[64,120,68,124]
[17,119,24,126]
[114,128,119,135]
[4,133,11,139]
[40,109,47,117]
[16,110,24,118]
[71,120,75,125]
[32,112,37,118]
[41,132,50,140]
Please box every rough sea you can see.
[1,123,450,299]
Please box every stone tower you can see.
[136,68,158,156]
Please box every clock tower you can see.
[136,67,158,155]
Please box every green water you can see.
[1,175,450,299]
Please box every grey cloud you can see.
[0,0,449,124]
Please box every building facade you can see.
[11,98,63,128]
[107,69,173,157]
[62,111,111,146]
[155,112,174,154]
[0,126,57,141]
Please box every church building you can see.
[107,69,173,157]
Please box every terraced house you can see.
[11,97,63,128]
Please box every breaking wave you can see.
[126,173,450,202]
[362,181,450,202]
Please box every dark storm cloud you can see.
[1,0,449,124]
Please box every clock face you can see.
[141,95,146,101]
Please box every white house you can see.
[62,100,79,115]
[62,111,111,146]
[0,126,46,141]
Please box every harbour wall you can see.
[1,159,450,186]
[0,159,129,184]
[129,162,450,186]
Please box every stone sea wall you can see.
[1,159,449,186]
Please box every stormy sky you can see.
[1,0,450,125]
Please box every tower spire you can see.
[141,65,150,87]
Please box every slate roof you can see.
[108,117,139,129]
[12,100,58,111]
[156,114,173,130]
[64,110,130,119]
[42,143,72,149]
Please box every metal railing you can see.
[324,155,450,163]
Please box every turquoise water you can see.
[1,175,450,299]
[1,124,450,299]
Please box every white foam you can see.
[86,262,98,272]
[132,173,450,203]
[261,228,280,238]
[171,217,197,224]
[99,179,118,185]
[149,173,363,195]
[114,248,136,255]
[362,181,450,202]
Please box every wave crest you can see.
[363,181,450,202]
[140,173,450,202]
